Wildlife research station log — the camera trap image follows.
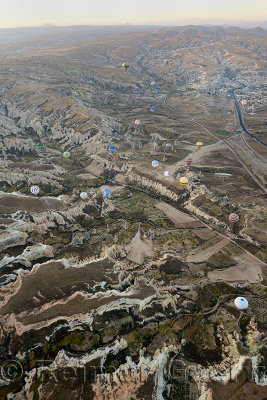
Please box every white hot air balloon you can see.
[152,160,159,168]
[151,81,156,86]
[80,192,88,200]
[234,297,248,310]
[164,171,170,176]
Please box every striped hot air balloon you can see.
[179,177,188,186]
[63,151,70,158]
[122,62,129,72]
[150,107,156,112]
[30,185,40,195]
[109,145,116,153]
[135,119,141,125]
[133,89,139,94]
[229,213,239,223]
[156,89,160,94]
[196,141,203,149]
[185,156,193,166]
[36,143,42,149]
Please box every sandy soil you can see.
[208,251,265,283]
[168,142,228,174]
[187,238,229,263]
[155,202,202,228]
[229,379,267,399]
[125,229,154,264]
[0,194,63,214]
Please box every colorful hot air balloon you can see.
[164,171,170,176]
[36,143,42,149]
[179,177,188,186]
[109,145,117,153]
[80,192,88,200]
[63,151,70,158]
[164,59,168,65]
[151,81,156,86]
[241,100,247,106]
[30,185,40,195]
[133,89,139,94]
[152,160,159,168]
[229,213,239,223]
[156,89,160,94]
[185,156,193,166]
[135,120,141,125]
[122,62,129,72]
[102,187,111,198]
[150,107,156,112]
[234,297,248,310]
[196,142,203,149]
[166,143,172,149]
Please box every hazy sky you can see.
[0,0,266,28]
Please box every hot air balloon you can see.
[122,62,129,72]
[30,185,40,195]
[80,192,88,200]
[234,297,248,310]
[135,119,141,125]
[156,89,160,94]
[133,89,139,94]
[164,59,168,65]
[151,81,156,86]
[152,160,159,168]
[102,187,111,198]
[196,142,203,149]
[179,177,188,186]
[185,156,193,166]
[63,151,70,158]
[229,213,239,223]
[164,171,170,176]
[109,145,117,153]
[150,107,156,112]
[166,143,172,149]
[241,100,247,106]
[36,143,42,149]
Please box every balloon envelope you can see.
[166,143,172,149]
[133,89,139,94]
[185,156,193,165]
[164,59,168,65]
[151,81,156,86]
[164,171,170,176]
[180,177,188,186]
[80,192,88,200]
[30,185,40,195]
[102,187,111,198]
[135,120,141,125]
[234,297,248,310]
[36,143,42,148]
[156,89,160,93]
[122,62,129,71]
[229,213,239,223]
[241,100,247,106]
[152,160,159,168]
[63,151,70,158]
[196,142,203,149]
[109,145,116,153]
[150,107,156,112]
